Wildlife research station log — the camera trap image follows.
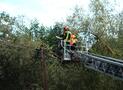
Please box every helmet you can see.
[64,26,69,31]
[71,34,76,38]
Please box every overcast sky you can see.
[0,0,123,26]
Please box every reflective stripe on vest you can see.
[65,31,71,41]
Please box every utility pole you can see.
[40,49,48,90]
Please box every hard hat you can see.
[64,26,69,31]
[71,34,76,38]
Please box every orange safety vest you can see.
[70,34,78,45]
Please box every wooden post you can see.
[41,49,48,90]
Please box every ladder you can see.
[74,52,123,80]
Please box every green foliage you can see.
[46,22,63,51]
[0,43,34,90]
[0,12,15,41]
[1,0,123,89]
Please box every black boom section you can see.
[72,51,123,80]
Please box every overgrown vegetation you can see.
[0,0,123,90]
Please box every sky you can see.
[0,0,123,26]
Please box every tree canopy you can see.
[0,0,123,90]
